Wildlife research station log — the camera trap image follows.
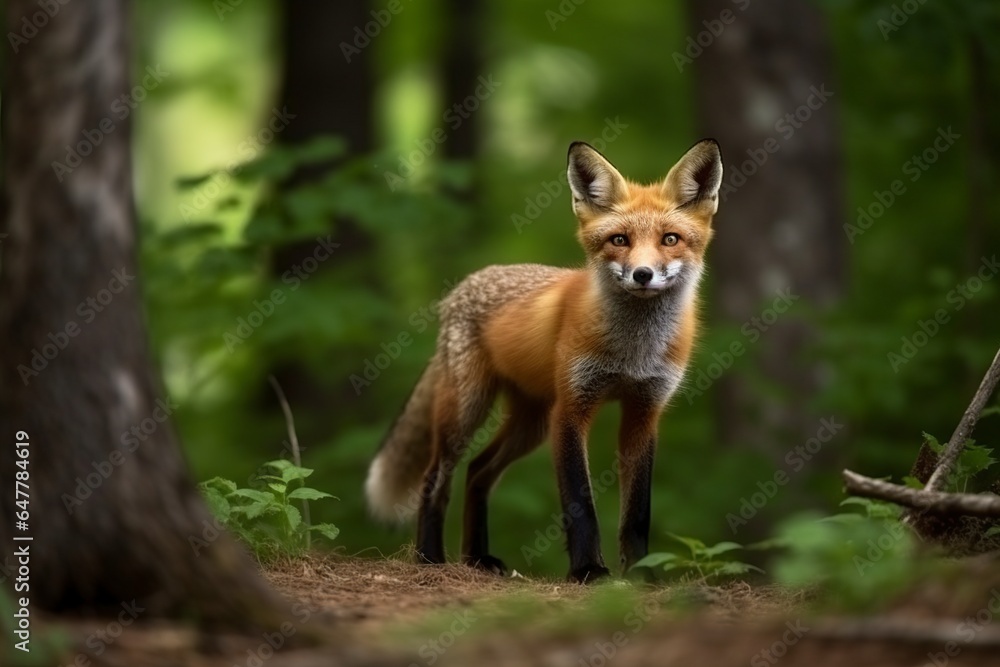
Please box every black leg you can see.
[552,403,608,583]
[618,399,660,573]
[462,395,547,575]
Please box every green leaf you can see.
[287,487,336,501]
[631,552,679,569]
[281,466,314,483]
[309,523,340,541]
[959,444,997,476]
[284,505,302,532]
[201,477,238,494]
[923,432,943,454]
[986,526,1000,538]
[230,488,275,504]
[264,459,295,471]
[268,482,287,495]
[241,500,276,520]
[702,541,745,558]
[202,488,231,521]
[902,476,925,489]
[667,533,706,555]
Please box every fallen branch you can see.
[811,616,1000,645]
[924,346,1000,492]
[843,469,1000,517]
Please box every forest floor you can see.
[29,553,1000,667]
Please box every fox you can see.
[366,139,723,582]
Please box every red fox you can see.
[367,139,723,582]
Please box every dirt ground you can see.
[26,554,1000,667]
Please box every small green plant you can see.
[925,433,997,492]
[771,497,930,611]
[200,459,339,561]
[631,533,764,583]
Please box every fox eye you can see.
[662,233,680,246]
[610,234,629,247]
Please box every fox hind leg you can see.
[415,370,497,565]
[462,390,548,575]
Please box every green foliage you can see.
[200,459,339,561]
[771,498,926,611]
[923,432,998,492]
[631,533,764,583]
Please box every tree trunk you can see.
[0,0,281,623]
[687,0,846,455]
[266,0,378,428]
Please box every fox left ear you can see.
[663,139,723,214]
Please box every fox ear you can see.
[567,142,627,217]
[663,139,723,214]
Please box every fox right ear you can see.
[567,142,627,217]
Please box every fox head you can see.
[567,139,722,299]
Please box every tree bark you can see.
[0,0,281,623]
[687,0,846,454]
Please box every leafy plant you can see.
[922,432,997,492]
[631,533,764,583]
[770,497,932,611]
[200,459,339,561]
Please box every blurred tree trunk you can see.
[0,0,281,623]
[267,0,378,428]
[687,1,846,453]
[440,0,483,163]
[438,0,486,226]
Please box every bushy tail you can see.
[365,357,439,522]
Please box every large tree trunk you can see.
[0,0,281,623]
[687,0,846,455]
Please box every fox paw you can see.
[464,554,507,576]
[568,564,611,584]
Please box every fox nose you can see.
[633,267,654,286]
